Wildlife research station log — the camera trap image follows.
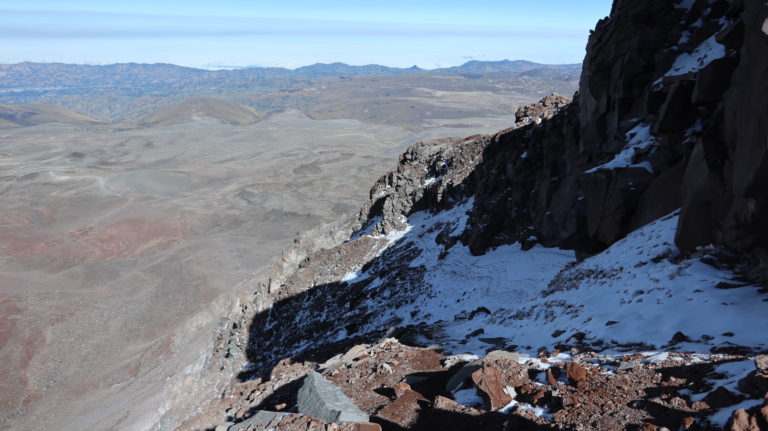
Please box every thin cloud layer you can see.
[0,9,587,39]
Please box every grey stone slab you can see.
[297,372,368,423]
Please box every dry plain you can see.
[0,107,530,430]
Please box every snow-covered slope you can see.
[244,196,766,378]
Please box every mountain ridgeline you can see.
[0,60,581,126]
[0,60,579,88]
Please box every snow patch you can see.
[641,352,670,364]
[341,270,361,282]
[499,399,553,419]
[346,202,766,359]
[453,388,484,407]
[370,218,413,244]
[586,124,658,173]
[707,360,755,395]
[660,34,726,81]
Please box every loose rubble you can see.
[196,340,766,431]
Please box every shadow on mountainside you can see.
[233,94,767,429]
[237,99,591,380]
[229,107,596,429]
[234,94,715,383]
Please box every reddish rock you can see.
[433,395,463,412]
[471,365,512,410]
[683,416,695,429]
[394,382,412,398]
[401,389,428,403]
[515,93,572,123]
[728,400,768,431]
[402,349,443,370]
[546,369,558,386]
[562,394,581,408]
[518,383,537,396]
[374,390,428,428]
[566,362,588,387]
[530,388,547,406]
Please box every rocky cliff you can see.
[174,0,768,430]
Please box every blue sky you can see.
[0,1,613,69]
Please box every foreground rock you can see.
[728,400,768,431]
[192,340,768,431]
[297,372,369,423]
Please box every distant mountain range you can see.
[0,60,582,125]
[0,60,580,89]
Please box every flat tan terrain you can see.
[0,109,525,430]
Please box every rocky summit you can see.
[169,0,768,430]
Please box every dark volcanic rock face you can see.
[460,0,768,257]
[683,0,768,253]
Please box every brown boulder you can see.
[395,382,412,398]
[727,400,768,431]
[471,364,513,410]
[546,369,558,386]
[375,390,428,428]
[433,395,464,412]
[566,362,588,387]
[515,93,571,123]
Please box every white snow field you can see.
[349,202,767,357]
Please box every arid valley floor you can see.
[0,105,538,430]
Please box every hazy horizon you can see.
[0,57,583,70]
[0,1,613,69]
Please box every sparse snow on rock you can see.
[586,123,658,173]
[658,34,727,83]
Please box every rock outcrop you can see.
[347,0,767,259]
